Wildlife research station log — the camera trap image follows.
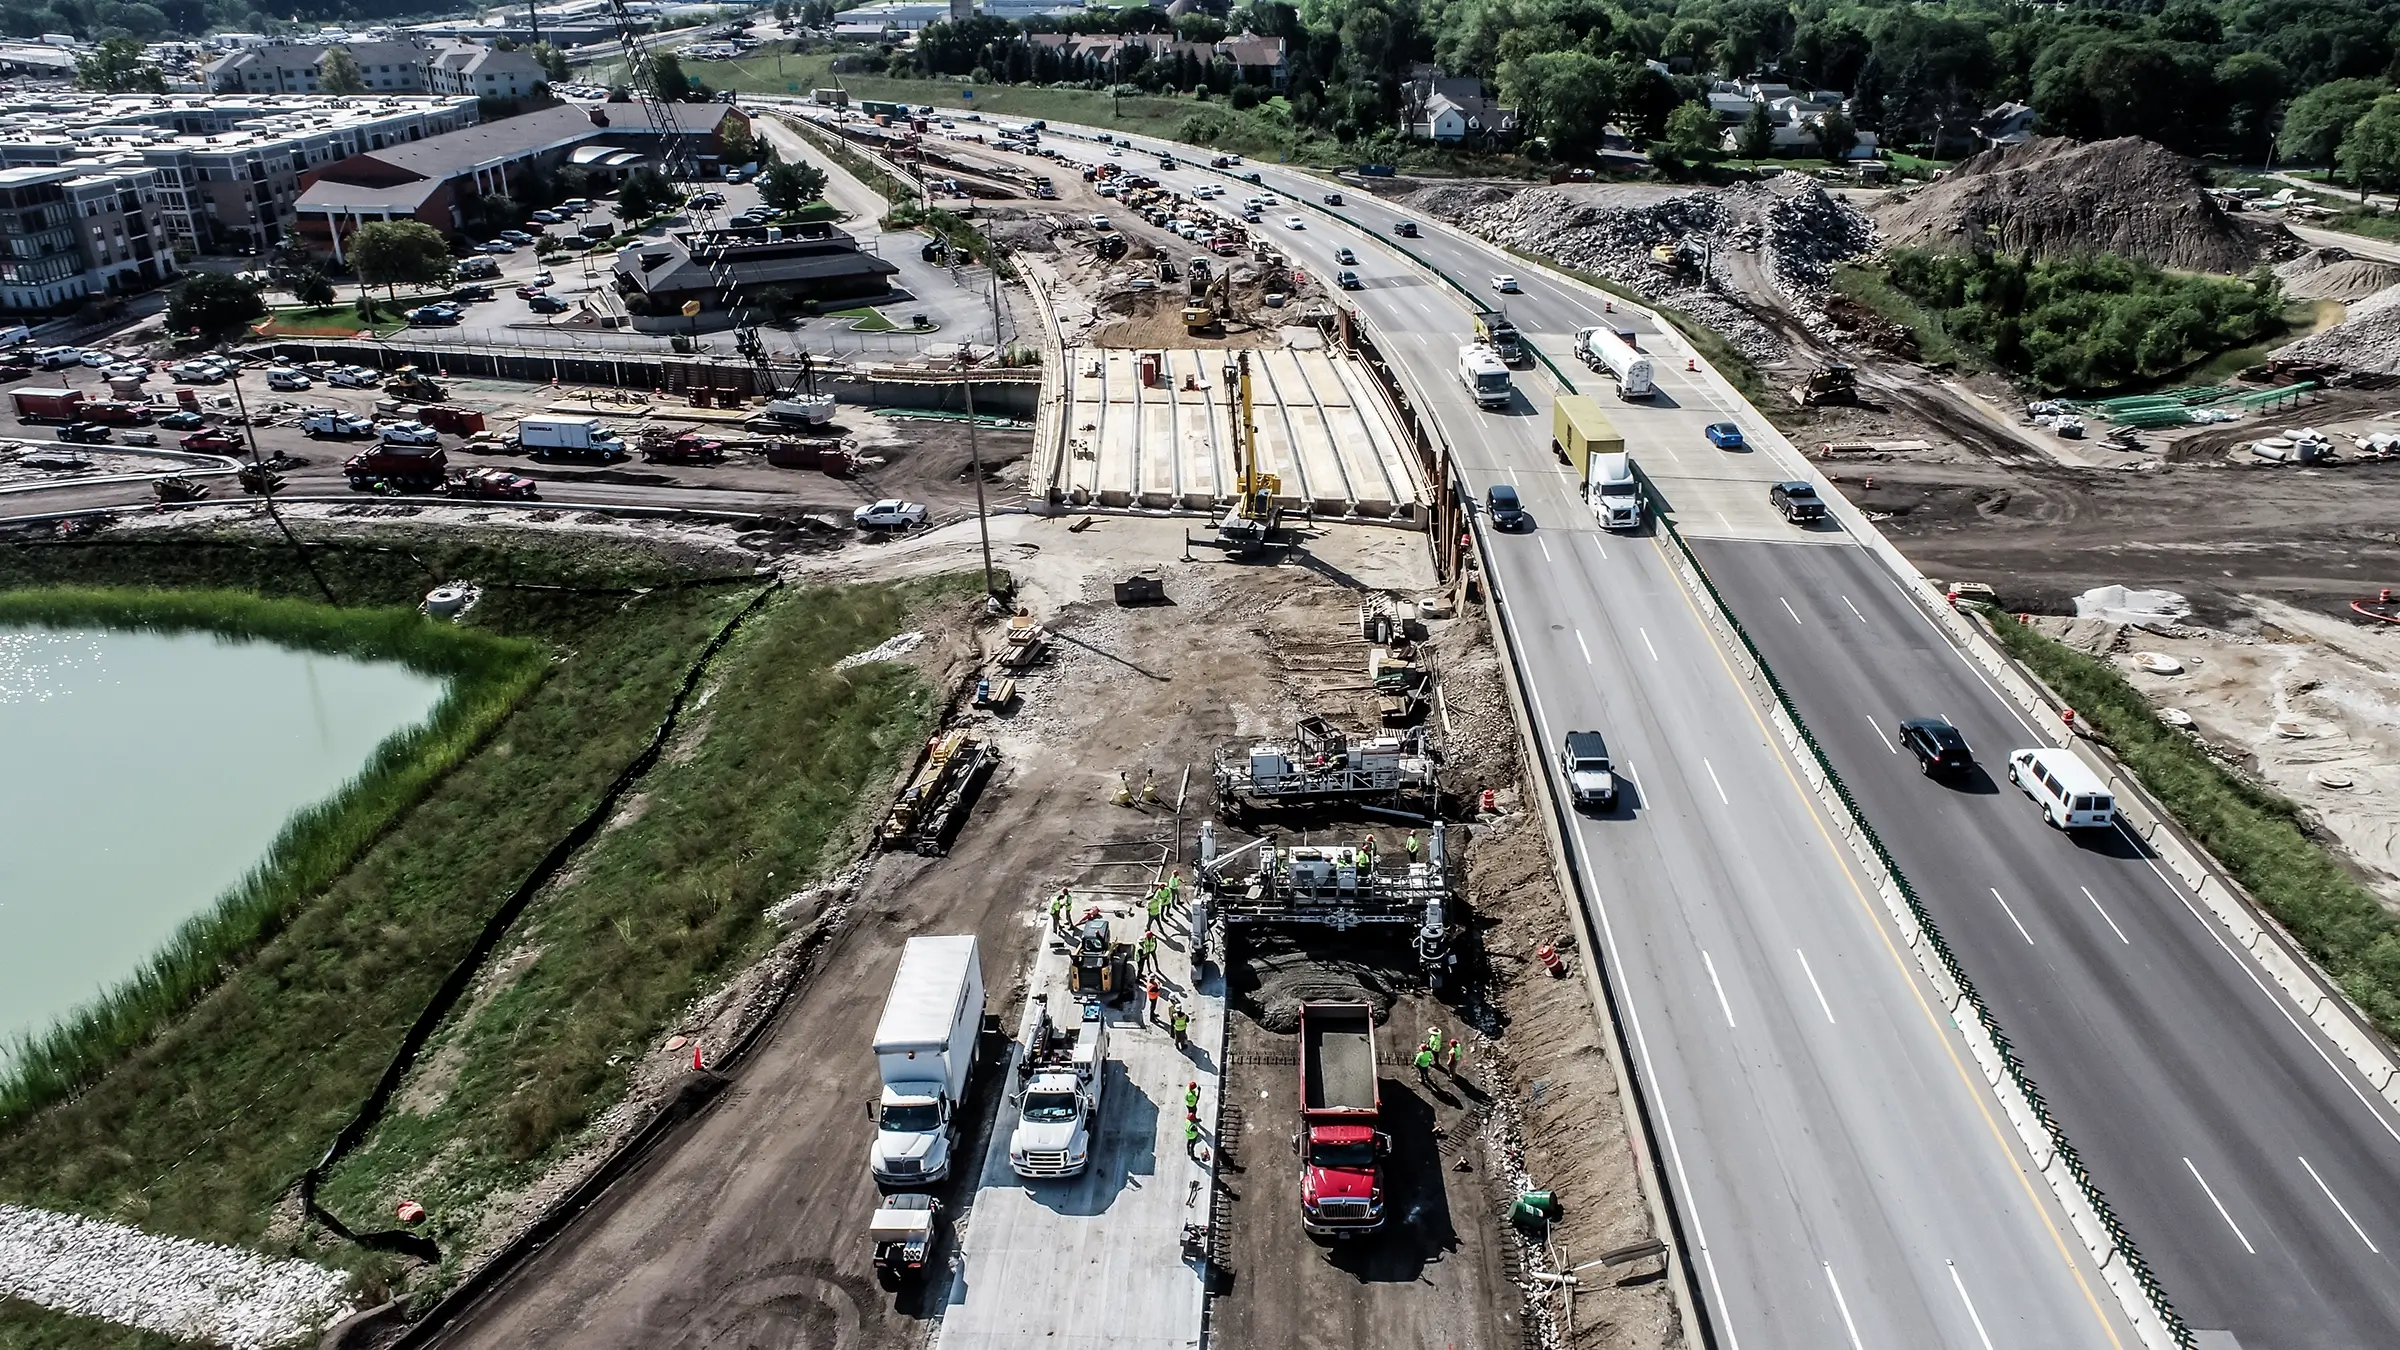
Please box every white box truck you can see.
[1458,343,1512,409]
[1574,325,1655,399]
[518,414,626,462]
[871,934,985,1186]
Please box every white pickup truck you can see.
[1008,998,1109,1179]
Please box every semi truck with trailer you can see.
[1472,308,1525,364]
[1457,344,1512,409]
[1298,1001,1385,1237]
[870,934,986,1187]
[1552,395,1643,529]
[1574,325,1655,399]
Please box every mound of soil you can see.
[2276,247,2400,302]
[1875,137,2291,273]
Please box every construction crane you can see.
[1214,353,1281,552]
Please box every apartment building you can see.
[0,161,177,314]
[0,94,479,256]
[208,37,545,101]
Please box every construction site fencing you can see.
[1647,503,2196,1350]
[299,579,783,1266]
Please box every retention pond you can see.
[0,626,446,1060]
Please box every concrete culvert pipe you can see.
[2131,652,2184,675]
[424,585,470,618]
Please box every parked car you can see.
[1769,480,1826,523]
[58,421,112,443]
[497,229,535,244]
[78,349,112,367]
[34,346,85,370]
[300,408,375,438]
[407,305,462,326]
[528,294,569,314]
[453,284,496,302]
[447,467,539,500]
[854,499,930,530]
[1485,483,1526,530]
[180,429,242,452]
[328,366,380,388]
[1088,215,1111,229]
[157,410,207,431]
[1490,274,1519,292]
[515,285,546,300]
[529,210,561,224]
[1704,421,1745,450]
[531,269,554,287]
[266,369,313,390]
[379,420,440,446]
[101,361,149,381]
[1897,717,1975,776]
[475,239,517,254]
[169,359,227,383]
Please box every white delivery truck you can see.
[1574,326,1655,399]
[517,414,627,462]
[1007,997,1109,1179]
[1458,343,1512,409]
[870,934,985,1186]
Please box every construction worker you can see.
[1185,1116,1202,1157]
[1140,931,1159,973]
[1146,976,1162,1025]
[1170,1002,1189,1047]
[1148,886,1167,921]
[1049,890,1070,933]
[1446,1037,1463,1076]
[1413,1043,1435,1085]
[1405,831,1420,862]
[1166,872,1182,905]
[1425,1025,1445,1058]
[1185,1081,1201,1114]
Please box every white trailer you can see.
[1574,326,1655,399]
[1457,343,1511,409]
[871,934,985,1186]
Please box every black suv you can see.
[1486,483,1526,530]
[1770,480,1826,523]
[1897,717,1974,775]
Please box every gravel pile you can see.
[0,1204,352,1348]
[1413,178,1878,363]
[1876,137,2291,273]
[2276,247,2400,302]
[2271,282,2400,374]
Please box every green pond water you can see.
[0,626,447,1059]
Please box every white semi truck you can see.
[870,934,985,1187]
[1574,326,1655,399]
[1007,997,1110,1179]
[1457,343,1512,409]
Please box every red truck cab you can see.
[1298,1001,1385,1236]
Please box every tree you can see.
[1812,108,1856,162]
[2215,51,2289,158]
[646,52,692,102]
[320,47,367,95]
[165,272,265,344]
[758,160,829,212]
[349,219,454,299]
[1662,100,1722,167]
[616,166,677,221]
[531,42,570,83]
[75,36,166,93]
[1737,100,1775,159]
[294,268,337,310]
[2337,94,2400,195]
[2281,77,2385,163]
[773,0,790,19]
[1502,50,1615,160]
[720,118,757,166]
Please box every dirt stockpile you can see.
[2277,247,2400,302]
[1876,137,2289,273]
[2273,284,2400,374]
[1412,178,1877,361]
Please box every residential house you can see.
[429,42,549,102]
[1978,102,2037,149]
[1401,66,1515,144]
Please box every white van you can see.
[0,323,31,348]
[2007,748,2117,829]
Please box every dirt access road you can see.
[417,517,1436,1350]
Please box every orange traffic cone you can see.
[1686,357,1697,371]
[1536,944,1566,977]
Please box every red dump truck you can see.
[12,387,83,423]
[343,443,449,493]
[1298,1001,1385,1237]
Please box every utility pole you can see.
[222,346,337,605]
[962,252,1000,610]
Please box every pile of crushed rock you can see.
[0,1203,353,1349]
[1409,178,1878,362]
[2271,282,2400,374]
[1876,136,2292,273]
[2275,246,2400,302]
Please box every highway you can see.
[876,111,2147,1349]
[1037,132,2400,1349]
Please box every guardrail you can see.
[1646,501,2194,1350]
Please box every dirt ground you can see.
[2038,601,2400,914]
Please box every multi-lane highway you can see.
[878,110,2145,1349]
[822,105,2400,1348]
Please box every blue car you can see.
[1704,421,1745,449]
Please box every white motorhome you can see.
[1458,343,1512,409]
[2007,748,2118,829]
[870,935,986,1186]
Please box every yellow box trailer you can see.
[1551,395,1625,482]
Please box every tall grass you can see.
[1987,617,2400,1038]
[0,589,546,1125]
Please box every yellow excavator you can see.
[1216,352,1281,552]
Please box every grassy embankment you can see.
[316,574,968,1294]
[1985,617,2400,1037]
[1831,263,1980,371]
[1496,247,1772,410]
[0,534,961,1344]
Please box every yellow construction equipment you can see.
[881,729,996,855]
[1216,352,1282,552]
